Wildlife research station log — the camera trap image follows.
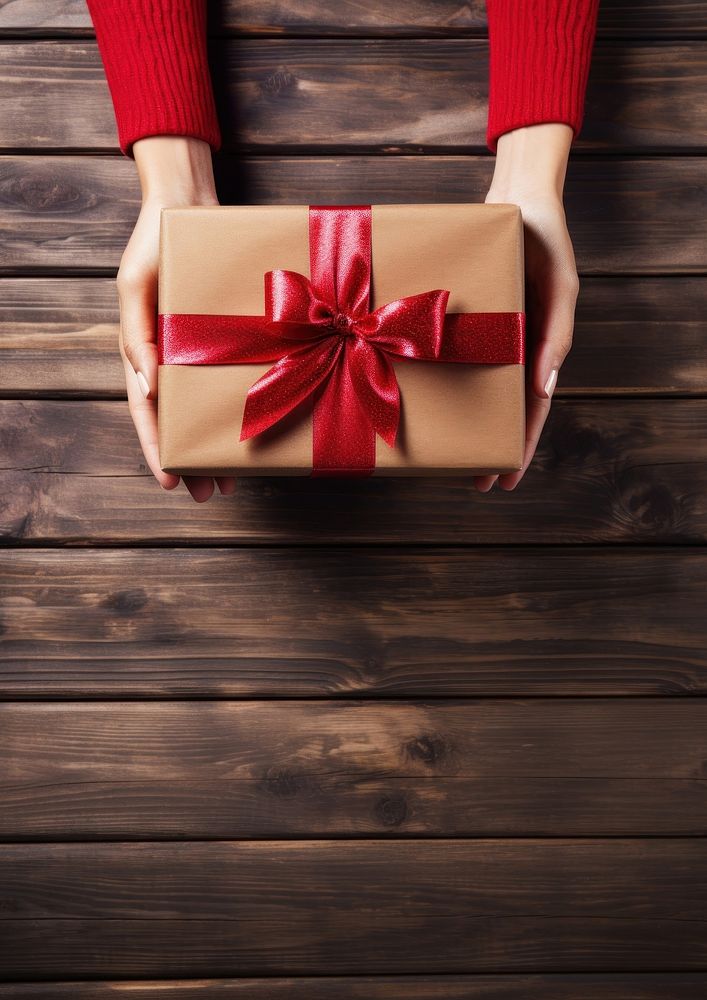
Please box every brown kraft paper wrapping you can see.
[157,203,525,476]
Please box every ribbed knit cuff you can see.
[486,0,600,154]
[86,0,222,158]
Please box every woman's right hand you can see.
[118,135,236,503]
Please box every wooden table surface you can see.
[1,1,707,996]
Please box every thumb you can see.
[117,267,159,399]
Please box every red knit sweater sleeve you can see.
[486,0,600,153]
[86,1,597,160]
[85,0,221,158]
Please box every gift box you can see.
[157,203,525,477]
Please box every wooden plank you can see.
[1,41,706,152]
[0,278,119,395]
[1,548,705,697]
[0,0,488,36]
[2,700,707,839]
[1,399,705,544]
[2,156,706,275]
[1,975,707,999]
[2,276,706,397]
[1,839,706,977]
[0,0,704,37]
[0,156,139,274]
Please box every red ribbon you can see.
[158,205,525,476]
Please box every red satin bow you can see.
[158,204,525,477]
[241,208,450,453]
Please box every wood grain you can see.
[1,41,706,152]
[1,399,705,543]
[1,6,705,992]
[0,278,119,395]
[0,0,487,36]
[0,0,704,37]
[1,839,707,977]
[1,548,704,697]
[0,976,706,998]
[3,156,706,274]
[2,700,707,839]
[2,276,706,397]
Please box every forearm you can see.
[133,136,219,205]
[486,123,573,201]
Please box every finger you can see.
[530,269,579,403]
[496,264,577,490]
[123,357,180,490]
[215,476,237,495]
[498,390,552,491]
[473,474,498,492]
[117,266,159,396]
[183,475,215,503]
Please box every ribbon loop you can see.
[266,269,333,333]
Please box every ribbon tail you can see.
[311,348,376,476]
[346,339,400,449]
[240,339,342,441]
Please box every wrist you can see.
[133,135,218,206]
[487,122,573,202]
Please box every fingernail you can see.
[543,368,558,398]
[136,370,150,398]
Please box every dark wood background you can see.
[1,0,707,996]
